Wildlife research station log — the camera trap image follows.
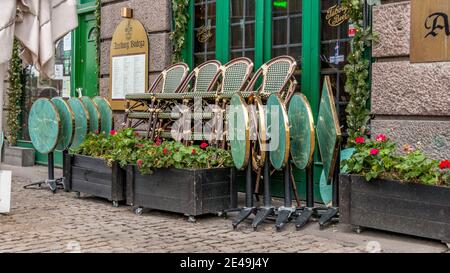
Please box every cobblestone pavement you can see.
[0,165,447,253]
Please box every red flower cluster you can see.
[439,160,450,170]
[200,142,209,149]
[94,130,100,135]
[355,137,365,144]
[376,134,387,142]
[370,148,380,156]
[155,137,162,146]
[109,130,117,136]
[163,148,168,155]
[137,159,143,168]
[192,149,197,155]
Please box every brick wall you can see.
[371,0,450,159]
[99,0,172,128]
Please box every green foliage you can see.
[72,128,233,175]
[342,0,377,145]
[7,40,23,146]
[170,0,190,63]
[135,141,234,175]
[342,135,450,187]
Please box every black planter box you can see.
[126,165,234,220]
[340,174,450,244]
[64,154,126,206]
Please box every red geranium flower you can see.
[192,149,197,155]
[109,129,117,136]
[134,131,140,137]
[200,142,209,149]
[376,134,387,142]
[137,159,143,168]
[163,148,168,155]
[94,130,100,135]
[439,160,450,170]
[355,137,365,144]
[155,137,162,146]
[370,148,380,156]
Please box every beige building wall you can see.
[99,0,172,129]
[371,0,450,159]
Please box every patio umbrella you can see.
[0,0,78,146]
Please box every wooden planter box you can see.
[340,174,450,245]
[64,154,126,206]
[126,165,233,221]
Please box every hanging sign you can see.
[411,0,450,63]
[326,4,349,27]
[109,7,149,110]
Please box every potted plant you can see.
[339,134,450,246]
[64,129,139,207]
[124,139,235,222]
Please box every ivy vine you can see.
[7,40,23,146]
[342,0,377,146]
[170,0,190,63]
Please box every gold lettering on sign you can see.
[326,4,350,27]
[197,25,213,43]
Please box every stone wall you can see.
[100,0,172,128]
[371,0,450,160]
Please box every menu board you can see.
[111,54,146,99]
[109,11,149,110]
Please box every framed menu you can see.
[111,54,146,99]
[109,8,149,110]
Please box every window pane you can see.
[320,0,350,136]
[290,16,302,44]
[272,19,287,45]
[230,0,255,62]
[194,1,217,65]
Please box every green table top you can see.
[266,94,290,170]
[228,94,250,170]
[68,98,89,149]
[319,170,332,206]
[248,96,267,170]
[51,97,74,151]
[28,98,60,154]
[80,96,101,133]
[316,76,342,182]
[93,97,113,135]
[288,94,315,170]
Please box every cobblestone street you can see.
[0,165,447,253]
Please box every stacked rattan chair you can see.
[123,63,189,138]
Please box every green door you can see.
[73,11,98,97]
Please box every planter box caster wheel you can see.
[134,207,143,215]
[112,201,119,208]
[217,211,227,218]
[187,216,196,223]
[75,192,81,198]
[354,226,363,234]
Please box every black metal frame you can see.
[23,151,66,193]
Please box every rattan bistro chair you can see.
[156,58,253,143]
[123,62,189,137]
[222,55,297,100]
[152,60,222,140]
